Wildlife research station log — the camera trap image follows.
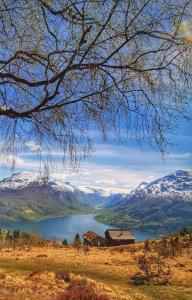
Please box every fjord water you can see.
[0,214,156,243]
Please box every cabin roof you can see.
[105,229,135,240]
[82,231,105,242]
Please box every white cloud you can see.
[0,139,191,194]
[25,141,41,152]
[96,179,117,187]
[0,154,39,171]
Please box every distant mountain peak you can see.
[0,171,125,221]
[174,170,191,176]
[103,169,192,233]
[0,171,123,200]
[137,181,148,189]
[120,169,192,206]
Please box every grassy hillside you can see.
[0,187,94,221]
[95,198,192,234]
[95,209,139,229]
[0,232,192,299]
[0,172,113,221]
[96,170,192,234]
[0,196,93,221]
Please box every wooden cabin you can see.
[82,231,106,247]
[105,229,135,246]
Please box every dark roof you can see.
[105,229,135,240]
[82,231,105,242]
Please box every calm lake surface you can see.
[0,214,157,243]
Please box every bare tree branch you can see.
[0,0,191,168]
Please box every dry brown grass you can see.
[0,243,191,300]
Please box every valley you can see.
[0,170,191,234]
[0,214,156,243]
[96,170,192,234]
[0,172,112,221]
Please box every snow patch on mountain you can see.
[0,172,77,192]
[145,170,191,196]
[127,170,192,202]
[0,172,119,199]
[78,186,98,194]
[0,172,38,189]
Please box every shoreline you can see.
[0,212,160,237]
[0,211,93,223]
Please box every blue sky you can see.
[0,2,191,194]
[0,115,191,194]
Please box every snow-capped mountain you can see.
[0,172,116,197]
[140,170,192,198]
[0,172,121,221]
[99,170,192,233]
[0,172,76,192]
[111,170,192,209]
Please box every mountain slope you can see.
[0,172,116,221]
[96,170,192,233]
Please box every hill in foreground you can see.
[0,230,192,300]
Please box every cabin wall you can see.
[93,237,106,247]
[105,232,135,246]
[106,238,135,246]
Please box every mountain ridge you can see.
[0,170,192,233]
[0,172,119,221]
[96,170,192,233]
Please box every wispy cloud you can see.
[0,138,191,193]
[168,153,192,159]
[96,179,117,187]
[0,154,40,171]
[25,141,41,152]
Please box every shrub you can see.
[72,233,82,250]
[180,228,190,237]
[132,252,171,285]
[62,239,68,246]
[144,240,150,252]
[6,231,12,241]
[56,277,110,300]
[155,234,184,258]
[74,233,81,244]
[13,230,20,240]
[55,270,71,282]
[130,272,148,285]
[160,237,169,258]
[68,278,91,292]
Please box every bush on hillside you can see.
[132,252,171,285]
[56,277,110,300]
[55,270,71,282]
[144,239,150,252]
[73,233,81,250]
[62,239,68,246]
